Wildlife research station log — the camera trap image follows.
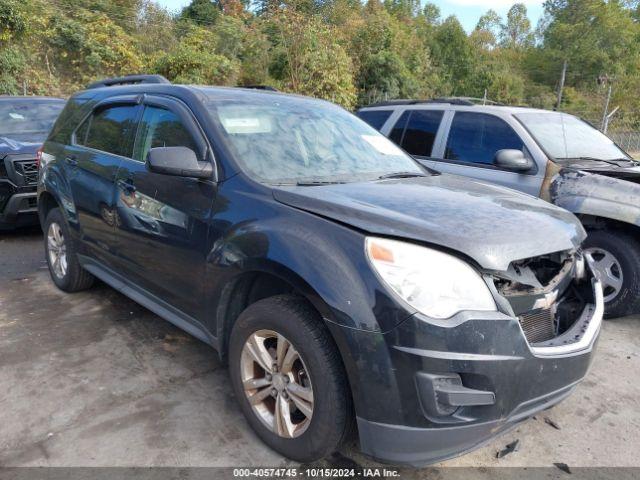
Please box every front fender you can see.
[206,210,411,334]
[550,169,640,227]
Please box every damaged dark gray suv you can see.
[38,76,603,465]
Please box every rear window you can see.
[356,110,392,131]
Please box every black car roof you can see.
[74,83,332,108]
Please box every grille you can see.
[15,160,38,185]
[519,309,556,344]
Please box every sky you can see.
[153,0,544,32]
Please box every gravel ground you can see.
[1,228,639,476]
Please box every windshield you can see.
[0,99,65,143]
[207,96,424,184]
[516,112,629,162]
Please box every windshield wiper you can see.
[294,180,347,186]
[559,156,638,167]
[377,171,429,180]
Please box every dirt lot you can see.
[1,227,639,474]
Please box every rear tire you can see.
[229,295,352,462]
[584,229,640,318]
[44,208,94,292]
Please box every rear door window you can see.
[444,112,524,165]
[401,110,444,157]
[77,105,139,158]
[388,110,444,157]
[389,111,409,145]
[356,110,393,131]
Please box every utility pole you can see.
[556,59,567,110]
[601,83,612,132]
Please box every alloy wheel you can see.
[585,247,623,303]
[47,222,68,279]
[240,329,314,438]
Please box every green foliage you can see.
[0,0,639,126]
[430,16,476,95]
[267,10,356,107]
[47,8,142,90]
[0,0,28,43]
[543,0,639,82]
[501,3,533,48]
[0,46,26,94]
[179,0,221,25]
[153,25,239,85]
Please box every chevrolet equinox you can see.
[38,75,604,466]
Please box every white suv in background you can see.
[358,98,640,317]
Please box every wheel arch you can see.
[579,214,640,236]
[214,263,339,364]
[37,190,61,227]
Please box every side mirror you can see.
[493,149,534,172]
[146,146,212,179]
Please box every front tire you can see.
[44,208,94,292]
[229,295,352,462]
[584,229,640,318]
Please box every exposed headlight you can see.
[365,237,497,319]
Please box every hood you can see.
[550,168,640,226]
[273,175,585,271]
[559,159,640,181]
[0,136,41,158]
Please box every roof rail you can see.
[431,96,505,106]
[86,74,170,90]
[364,96,504,108]
[364,99,429,108]
[238,85,279,92]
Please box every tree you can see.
[154,24,238,85]
[542,0,639,81]
[472,9,501,49]
[180,0,221,26]
[501,3,533,48]
[422,2,440,25]
[0,0,28,43]
[430,16,475,95]
[47,8,143,90]
[268,10,357,108]
[383,0,420,19]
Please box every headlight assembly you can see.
[365,237,497,319]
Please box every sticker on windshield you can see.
[362,135,404,156]
[220,114,272,134]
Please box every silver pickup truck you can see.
[358,99,640,317]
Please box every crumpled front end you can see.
[542,164,640,227]
[335,247,603,466]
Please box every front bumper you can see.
[0,184,38,227]
[330,278,603,466]
[1,154,39,228]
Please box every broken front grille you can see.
[494,249,594,346]
[519,309,556,343]
[15,160,38,185]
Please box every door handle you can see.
[117,178,136,194]
[65,155,78,166]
